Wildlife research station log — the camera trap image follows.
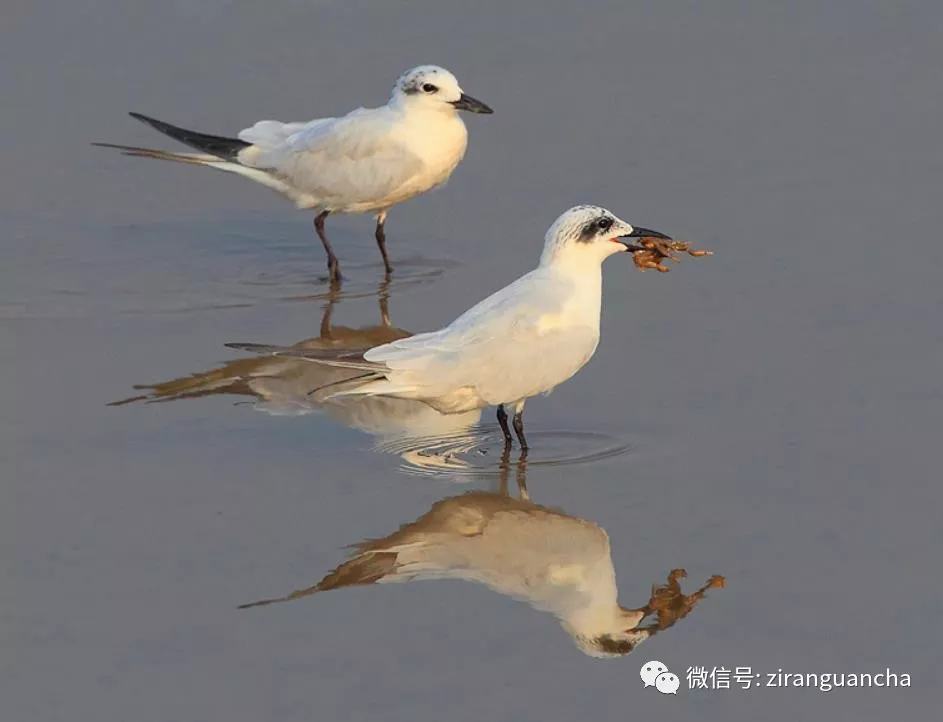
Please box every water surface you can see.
[4,1,942,720]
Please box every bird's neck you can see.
[539,241,615,274]
[540,257,604,322]
[550,556,623,638]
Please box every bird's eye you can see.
[421,83,438,93]
[596,217,614,231]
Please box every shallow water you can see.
[5,1,942,720]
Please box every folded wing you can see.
[237,107,425,209]
[353,271,599,404]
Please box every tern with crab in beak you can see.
[253,205,675,450]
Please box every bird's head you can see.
[566,607,652,658]
[539,205,672,270]
[391,65,493,115]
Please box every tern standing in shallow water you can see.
[269,205,675,449]
[93,65,493,281]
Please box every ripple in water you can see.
[378,427,635,478]
[249,256,456,304]
[18,216,459,318]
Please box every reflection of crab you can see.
[635,568,726,634]
[633,238,714,273]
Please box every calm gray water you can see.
[4,1,942,720]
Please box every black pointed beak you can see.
[451,93,494,114]
[618,226,672,252]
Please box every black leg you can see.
[314,211,341,283]
[375,216,393,276]
[512,409,528,452]
[496,404,513,447]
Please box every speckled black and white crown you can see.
[394,65,460,96]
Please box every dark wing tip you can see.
[128,111,175,134]
[126,112,249,160]
[128,111,159,126]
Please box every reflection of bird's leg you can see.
[319,280,343,339]
[512,399,528,452]
[314,210,342,283]
[319,304,333,338]
[496,446,529,501]
[496,404,513,448]
[375,211,393,276]
[377,276,392,327]
[497,444,512,496]
[515,453,529,501]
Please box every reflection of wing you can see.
[112,322,408,406]
[238,107,425,208]
[107,355,301,406]
[239,492,616,620]
[110,330,481,437]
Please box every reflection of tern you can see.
[258,206,675,451]
[110,289,482,440]
[93,65,493,281]
[239,478,724,658]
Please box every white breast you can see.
[391,111,468,198]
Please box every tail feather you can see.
[90,142,221,165]
[128,111,250,160]
[222,343,389,374]
[92,136,298,198]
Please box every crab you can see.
[633,238,714,273]
[637,568,726,633]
